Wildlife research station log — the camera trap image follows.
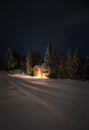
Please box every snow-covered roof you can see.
[33,65,47,71]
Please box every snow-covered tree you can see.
[5,48,15,71]
[31,50,41,67]
[44,43,58,78]
[73,49,80,79]
[83,58,89,80]
[58,56,67,79]
[25,50,32,75]
[12,49,20,69]
[66,49,73,78]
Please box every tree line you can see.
[0,43,89,80]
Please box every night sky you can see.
[0,0,89,57]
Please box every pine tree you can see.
[0,56,5,70]
[44,43,58,78]
[66,49,73,79]
[25,50,32,75]
[31,50,41,67]
[79,57,84,79]
[73,49,80,79]
[5,48,15,71]
[12,49,20,69]
[83,58,89,80]
[59,56,67,79]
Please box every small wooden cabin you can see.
[33,65,46,77]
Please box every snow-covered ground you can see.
[9,73,48,79]
[0,71,89,130]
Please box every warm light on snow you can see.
[9,73,47,79]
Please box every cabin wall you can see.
[34,69,45,77]
[33,66,46,77]
[34,71,38,76]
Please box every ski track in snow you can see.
[0,72,89,129]
[7,74,89,129]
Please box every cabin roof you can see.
[33,65,47,71]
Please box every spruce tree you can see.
[5,48,15,71]
[66,49,73,79]
[44,43,58,78]
[0,56,5,70]
[19,55,25,71]
[59,56,67,79]
[73,49,80,79]
[25,50,32,75]
[31,50,41,67]
[83,58,89,80]
[12,49,20,69]
[79,57,84,79]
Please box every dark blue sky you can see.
[0,0,89,57]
